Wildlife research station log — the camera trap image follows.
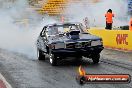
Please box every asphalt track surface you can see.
[0,48,132,88]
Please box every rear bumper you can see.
[51,45,104,57]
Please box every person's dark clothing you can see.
[105,22,112,30]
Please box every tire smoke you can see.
[0,0,56,59]
[65,0,128,27]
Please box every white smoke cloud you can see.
[0,0,56,59]
[0,0,128,59]
[65,0,128,27]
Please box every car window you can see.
[47,27,59,35]
[46,24,87,35]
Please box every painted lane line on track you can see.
[0,73,12,88]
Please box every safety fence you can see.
[88,29,132,52]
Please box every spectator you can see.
[84,17,90,29]
[105,9,114,30]
[129,17,132,31]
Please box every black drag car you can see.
[36,23,104,66]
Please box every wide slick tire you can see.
[37,48,45,60]
[91,54,100,64]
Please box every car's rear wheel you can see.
[37,48,45,60]
[49,53,57,66]
[91,54,100,64]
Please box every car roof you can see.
[45,22,81,27]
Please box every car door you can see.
[37,35,41,50]
[39,27,48,52]
[37,30,44,50]
[37,30,43,51]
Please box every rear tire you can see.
[37,48,45,60]
[49,53,57,66]
[91,54,100,64]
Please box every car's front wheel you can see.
[37,48,45,60]
[91,54,100,64]
[74,56,82,63]
[49,53,57,66]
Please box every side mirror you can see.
[43,37,47,41]
[42,36,47,41]
[40,31,46,37]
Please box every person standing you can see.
[105,9,114,30]
[129,18,132,31]
[84,17,90,29]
